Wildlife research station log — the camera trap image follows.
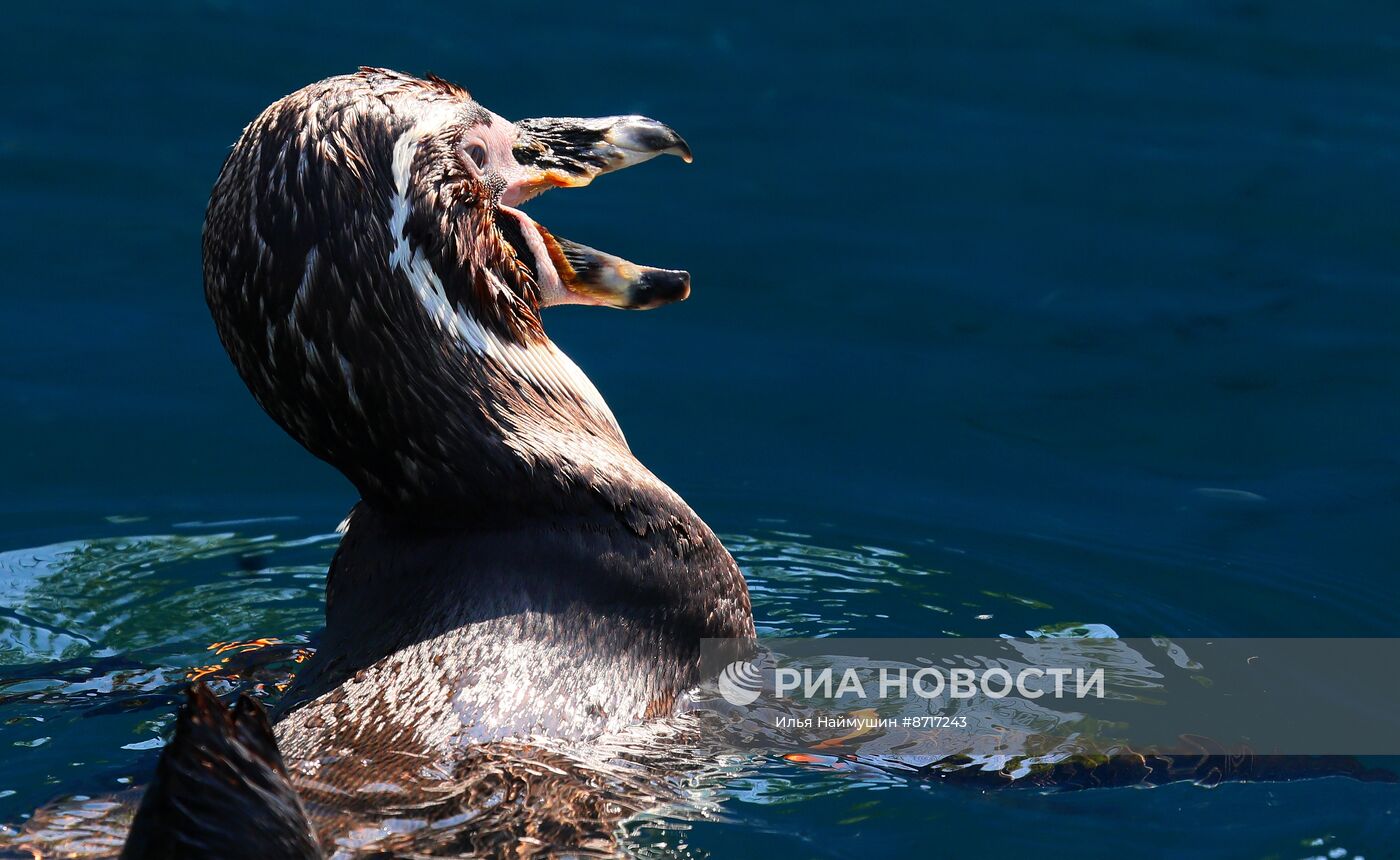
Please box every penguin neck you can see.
[347,310,649,525]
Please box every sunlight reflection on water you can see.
[1,518,1396,859]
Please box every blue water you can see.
[2,1,1399,857]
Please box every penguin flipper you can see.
[121,682,320,859]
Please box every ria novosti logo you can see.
[715,660,1105,706]
[718,660,764,705]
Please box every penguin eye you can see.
[463,142,488,171]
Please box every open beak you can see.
[500,114,692,310]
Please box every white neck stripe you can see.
[386,131,623,437]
